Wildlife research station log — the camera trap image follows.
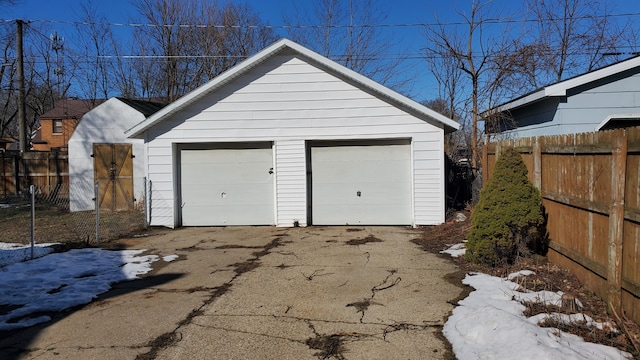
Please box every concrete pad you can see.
[1,226,463,360]
[23,347,148,360]
[156,323,315,360]
[20,290,208,358]
[153,226,461,359]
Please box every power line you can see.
[14,47,639,66]
[17,23,640,63]
[1,11,640,29]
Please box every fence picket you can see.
[485,127,640,324]
[0,150,69,197]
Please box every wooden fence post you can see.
[1,152,4,196]
[533,137,542,191]
[608,130,627,314]
[46,151,51,192]
[482,140,489,184]
[13,154,20,195]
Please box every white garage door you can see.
[310,141,412,225]
[180,144,274,226]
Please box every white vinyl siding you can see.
[275,140,307,227]
[413,134,446,224]
[144,54,446,227]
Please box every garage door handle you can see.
[357,190,361,197]
[268,167,274,174]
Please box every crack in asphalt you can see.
[346,269,401,323]
[382,321,443,340]
[184,311,443,359]
[134,237,283,360]
[301,269,334,281]
[135,234,435,359]
[371,270,401,298]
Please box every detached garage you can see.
[127,39,459,228]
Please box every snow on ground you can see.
[0,244,161,331]
[163,254,179,262]
[441,242,631,360]
[0,242,57,267]
[440,241,466,257]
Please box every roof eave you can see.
[490,56,640,115]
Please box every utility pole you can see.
[16,19,27,153]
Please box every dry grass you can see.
[0,200,146,246]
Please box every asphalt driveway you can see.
[0,226,463,359]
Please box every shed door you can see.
[310,141,412,225]
[180,145,274,226]
[93,143,134,211]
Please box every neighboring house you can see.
[0,138,13,150]
[485,55,640,139]
[68,97,164,212]
[33,98,105,151]
[127,39,459,228]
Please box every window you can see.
[53,119,63,134]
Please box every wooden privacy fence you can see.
[484,128,640,324]
[0,150,69,197]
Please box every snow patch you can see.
[444,272,631,359]
[0,243,57,267]
[440,242,466,257]
[0,248,159,330]
[163,254,178,262]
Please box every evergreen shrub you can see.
[466,148,547,266]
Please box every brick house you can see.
[32,99,104,151]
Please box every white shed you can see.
[69,97,164,212]
[127,39,459,228]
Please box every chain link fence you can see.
[0,177,148,266]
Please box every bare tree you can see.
[22,22,69,140]
[425,0,514,169]
[130,0,275,102]
[0,20,66,142]
[0,22,17,139]
[72,1,115,102]
[424,40,467,154]
[524,0,631,85]
[284,0,411,92]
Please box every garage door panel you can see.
[312,161,409,183]
[313,145,410,161]
[311,143,412,225]
[313,188,411,206]
[182,166,272,185]
[182,148,272,164]
[180,146,274,226]
[182,204,273,226]
[313,204,410,225]
[182,185,272,206]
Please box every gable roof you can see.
[127,38,459,137]
[40,98,106,120]
[492,55,640,113]
[116,97,166,117]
